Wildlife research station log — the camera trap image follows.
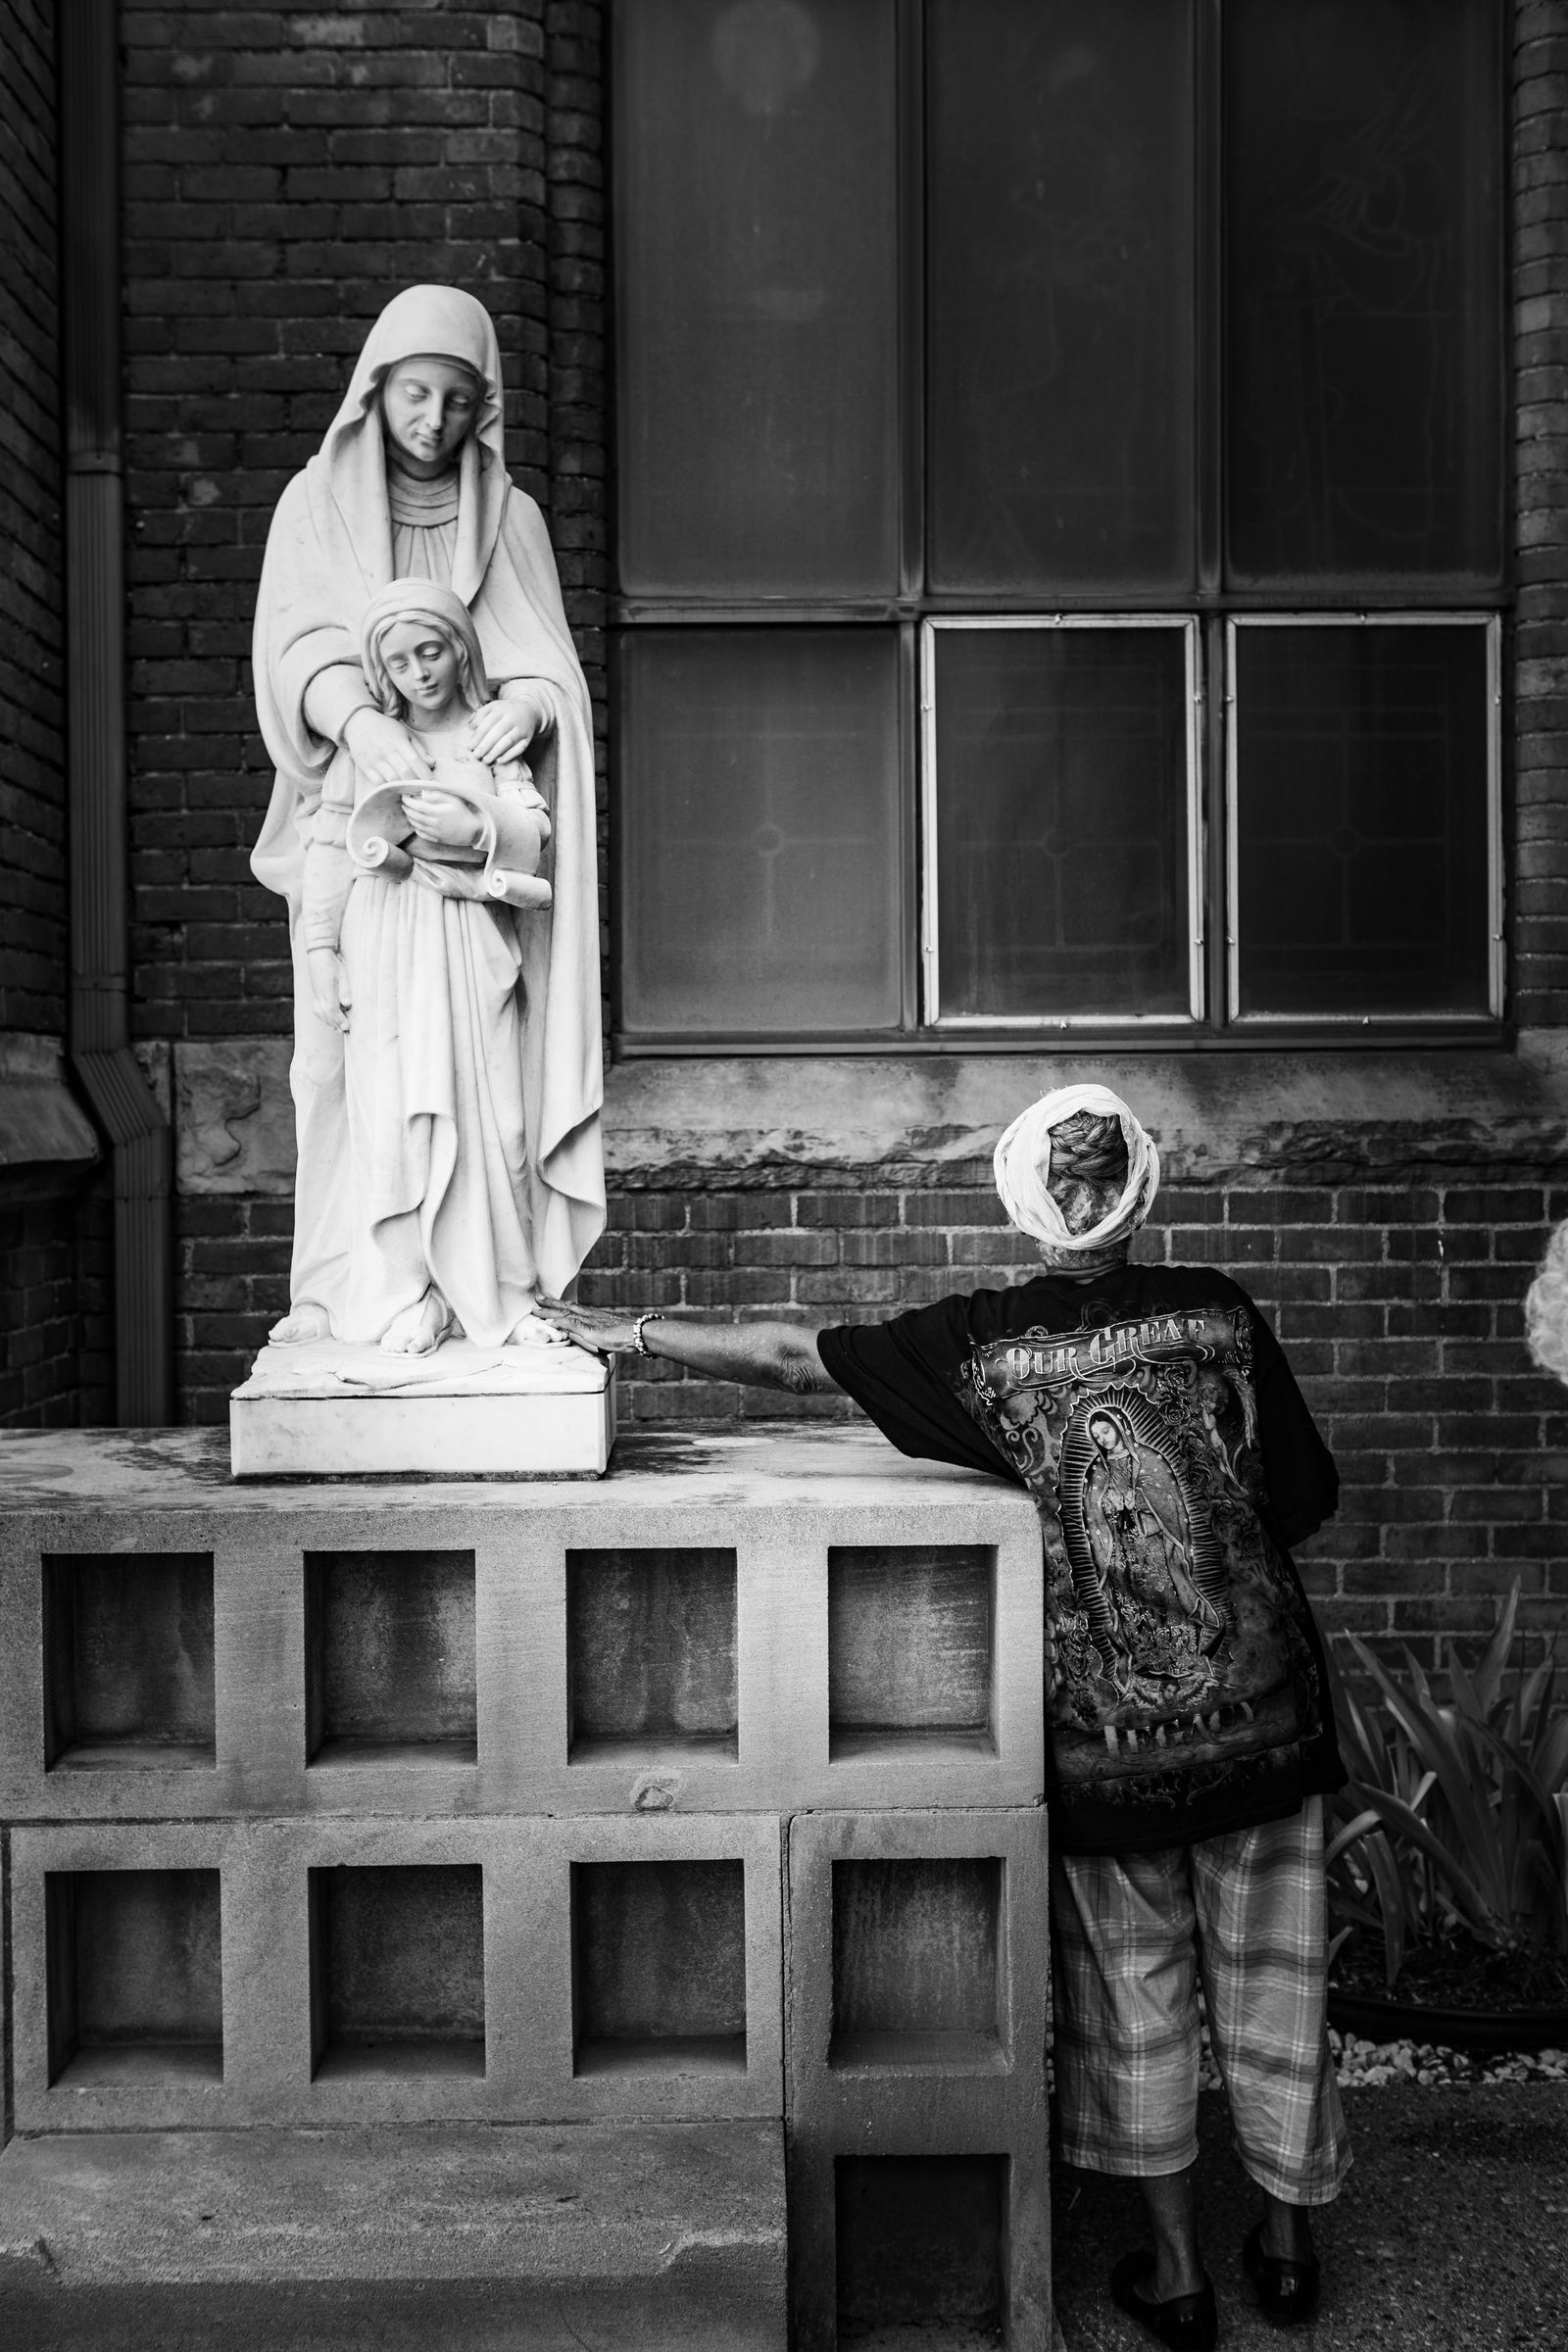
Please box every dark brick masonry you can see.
[0,0,67,1038]
[119,0,607,1044]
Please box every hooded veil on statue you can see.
[250,285,604,1341]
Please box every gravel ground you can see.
[1052,2064,1568,2351]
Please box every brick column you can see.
[1514,0,1568,1024]
[0,0,66,1039]
[121,0,552,1048]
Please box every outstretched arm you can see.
[534,1299,837,1395]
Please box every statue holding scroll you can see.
[250,286,605,1359]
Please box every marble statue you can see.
[249,286,605,1358]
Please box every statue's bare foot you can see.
[379,1292,454,1356]
[269,1302,330,1347]
[507,1310,568,1348]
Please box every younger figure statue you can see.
[292,580,565,1355]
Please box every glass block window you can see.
[612,0,1504,1045]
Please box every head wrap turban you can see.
[994,1083,1160,1266]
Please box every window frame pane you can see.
[614,622,911,1047]
[920,614,1204,1029]
[1224,612,1503,1025]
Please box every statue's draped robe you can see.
[251,286,604,1345]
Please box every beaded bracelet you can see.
[632,1310,666,1357]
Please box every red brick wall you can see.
[0,0,67,1038]
[121,0,561,1044]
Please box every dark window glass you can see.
[926,0,1196,594]
[1225,0,1503,584]
[931,626,1193,1021]
[618,629,904,1035]
[613,0,899,598]
[1233,624,1492,1017]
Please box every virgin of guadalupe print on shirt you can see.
[956,1301,1327,1823]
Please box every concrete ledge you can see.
[0,2120,786,2350]
[603,1034,1568,1186]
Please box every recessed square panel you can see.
[304,1550,476,1768]
[572,1860,747,2079]
[836,2155,1007,2339]
[46,1869,222,2086]
[567,1548,738,1763]
[309,1864,485,2080]
[828,1546,995,1761]
[831,1858,1005,2070]
[43,1553,216,1771]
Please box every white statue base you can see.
[229,1339,614,1480]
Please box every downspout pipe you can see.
[59,1,173,1425]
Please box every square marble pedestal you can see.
[229,1339,614,1479]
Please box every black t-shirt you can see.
[817,1263,1345,1856]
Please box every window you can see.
[612,0,1504,1048]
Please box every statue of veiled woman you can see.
[250,285,604,1355]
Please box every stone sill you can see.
[603,1031,1568,1187]
[160,1032,1568,1194]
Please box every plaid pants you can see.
[1051,1797,1350,2204]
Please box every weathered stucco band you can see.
[167,1036,1568,1196]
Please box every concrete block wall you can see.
[0,1477,1043,1821]
[785,1807,1052,2352]
[0,1430,1052,2340]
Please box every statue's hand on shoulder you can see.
[307,945,352,1034]
[343,708,435,787]
[469,685,552,766]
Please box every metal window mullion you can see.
[1487,613,1504,1018]
[1223,617,1241,1020]
[1185,616,1204,1018]
[919,618,940,1022]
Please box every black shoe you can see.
[1242,2224,1321,2327]
[1110,2250,1220,2350]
